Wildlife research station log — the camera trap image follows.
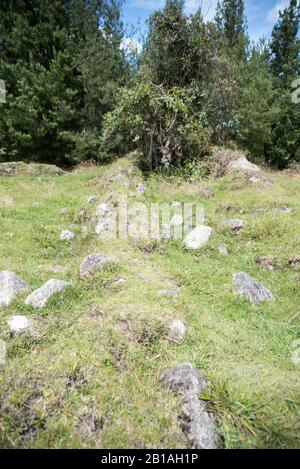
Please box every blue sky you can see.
[121,0,292,46]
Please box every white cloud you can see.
[267,0,290,23]
[121,37,143,54]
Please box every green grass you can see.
[0,158,300,448]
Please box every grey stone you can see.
[167,319,187,343]
[61,208,69,215]
[0,271,28,308]
[160,364,220,449]
[256,257,275,272]
[170,201,181,209]
[161,224,173,240]
[136,183,146,194]
[276,206,293,214]
[25,279,70,309]
[79,253,114,279]
[60,230,75,241]
[160,289,178,298]
[87,195,97,204]
[7,315,30,333]
[170,215,183,227]
[233,272,273,304]
[288,258,300,269]
[184,225,213,250]
[124,182,131,190]
[223,218,245,234]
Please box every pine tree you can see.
[270,0,300,88]
[215,0,248,60]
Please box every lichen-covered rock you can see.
[0,271,28,307]
[79,253,114,279]
[0,161,64,177]
[160,364,220,449]
[25,279,70,308]
[184,225,213,250]
[233,272,273,304]
[60,230,75,241]
[218,244,229,256]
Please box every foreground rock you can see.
[7,315,30,333]
[25,279,70,308]
[79,253,114,279]
[233,272,273,304]
[256,256,275,272]
[0,271,28,307]
[223,218,245,234]
[60,230,75,241]
[184,225,213,250]
[218,244,229,256]
[167,320,187,343]
[160,364,220,449]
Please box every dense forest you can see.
[0,0,299,169]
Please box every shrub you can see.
[104,83,212,170]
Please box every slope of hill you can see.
[0,157,299,448]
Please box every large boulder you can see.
[0,271,28,307]
[233,272,273,304]
[167,319,187,343]
[25,279,70,308]
[7,315,30,333]
[79,253,114,279]
[184,225,213,250]
[161,364,220,449]
[0,162,64,177]
[228,155,260,173]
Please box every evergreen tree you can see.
[270,0,300,88]
[215,0,248,59]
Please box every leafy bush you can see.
[104,83,212,170]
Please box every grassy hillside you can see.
[0,157,299,448]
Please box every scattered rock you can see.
[170,215,184,227]
[247,175,273,186]
[61,208,69,215]
[81,226,88,234]
[276,206,293,214]
[256,256,275,272]
[288,258,300,270]
[184,225,213,250]
[218,244,229,256]
[50,265,65,274]
[160,289,178,298]
[7,315,30,333]
[79,253,114,279]
[87,195,97,204]
[228,155,260,173]
[167,319,187,343]
[124,182,131,190]
[95,202,115,217]
[136,183,146,194]
[160,364,220,449]
[25,279,70,309]
[171,201,181,208]
[113,278,126,286]
[223,218,245,234]
[60,230,75,241]
[0,271,28,308]
[233,272,273,304]
[201,188,214,198]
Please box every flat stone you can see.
[160,364,220,449]
[233,272,273,304]
[223,219,245,234]
[7,315,30,333]
[167,319,187,343]
[60,230,75,241]
[79,253,114,279]
[25,279,70,309]
[0,271,28,308]
[184,225,213,250]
